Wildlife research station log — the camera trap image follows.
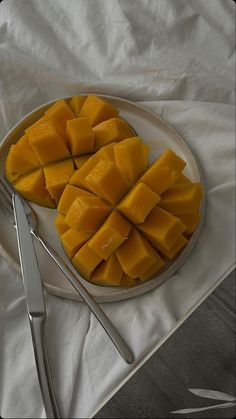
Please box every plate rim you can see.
[0,93,206,303]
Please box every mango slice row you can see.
[5,95,204,287]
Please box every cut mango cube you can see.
[54,213,70,235]
[66,117,94,156]
[177,213,201,234]
[44,159,74,204]
[155,234,188,260]
[73,154,92,169]
[159,183,203,214]
[139,149,186,195]
[114,137,149,184]
[116,228,163,278]
[69,96,87,116]
[5,135,41,183]
[85,159,129,205]
[27,120,70,165]
[58,184,93,215]
[93,117,135,151]
[139,251,165,281]
[14,169,55,208]
[80,95,119,127]
[120,274,137,287]
[72,242,103,279]
[65,195,111,232]
[88,211,131,260]
[90,254,123,286]
[175,173,192,185]
[61,228,91,259]
[45,99,75,141]
[118,182,160,224]
[138,207,186,250]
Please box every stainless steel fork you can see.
[0,176,134,364]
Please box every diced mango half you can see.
[118,182,160,224]
[5,135,41,183]
[66,117,94,156]
[72,242,103,279]
[90,254,123,286]
[44,159,74,204]
[54,213,70,235]
[65,195,111,232]
[80,95,119,127]
[45,99,75,142]
[138,207,186,250]
[116,228,164,279]
[85,159,129,205]
[69,96,87,116]
[155,234,188,260]
[57,184,93,215]
[93,117,135,151]
[73,154,92,169]
[159,183,204,214]
[61,228,91,259]
[88,210,131,260]
[14,169,55,208]
[177,213,201,234]
[114,137,149,184]
[27,120,70,165]
[139,149,186,195]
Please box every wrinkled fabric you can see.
[0,1,235,418]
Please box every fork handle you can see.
[34,231,134,365]
[29,315,60,418]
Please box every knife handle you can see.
[29,315,60,419]
[34,231,134,365]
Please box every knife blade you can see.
[12,194,60,419]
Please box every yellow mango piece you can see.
[175,172,192,185]
[80,95,119,127]
[93,117,135,151]
[27,120,70,165]
[114,137,149,184]
[88,210,131,260]
[66,117,94,156]
[138,207,186,250]
[44,159,74,204]
[177,212,201,234]
[120,274,137,287]
[155,234,188,260]
[72,242,103,279]
[139,250,165,281]
[159,183,204,215]
[61,228,91,259]
[118,182,160,224]
[45,99,75,141]
[69,96,87,116]
[5,135,41,183]
[65,195,111,232]
[14,169,55,208]
[58,184,93,215]
[85,159,129,206]
[70,143,115,190]
[90,254,123,286]
[116,228,162,278]
[73,154,92,169]
[25,115,49,136]
[139,149,186,195]
[54,213,70,235]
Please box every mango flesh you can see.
[73,154,92,169]
[61,228,91,259]
[57,184,93,215]
[139,149,186,195]
[177,212,201,235]
[90,254,123,286]
[159,183,204,214]
[44,159,75,204]
[14,169,55,208]
[114,137,149,184]
[155,234,188,260]
[79,95,119,127]
[66,117,94,156]
[72,242,103,279]
[45,99,75,141]
[54,213,70,235]
[120,274,137,287]
[69,96,87,116]
[118,182,160,224]
[175,172,192,185]
[139,252,165,281]
[93,117,135,151]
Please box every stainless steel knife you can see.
[12,194,60,419]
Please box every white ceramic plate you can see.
[0,94,205,303]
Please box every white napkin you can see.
[0,1,235,418]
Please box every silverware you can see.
[12,194,60,419]
[0,176,134,364]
